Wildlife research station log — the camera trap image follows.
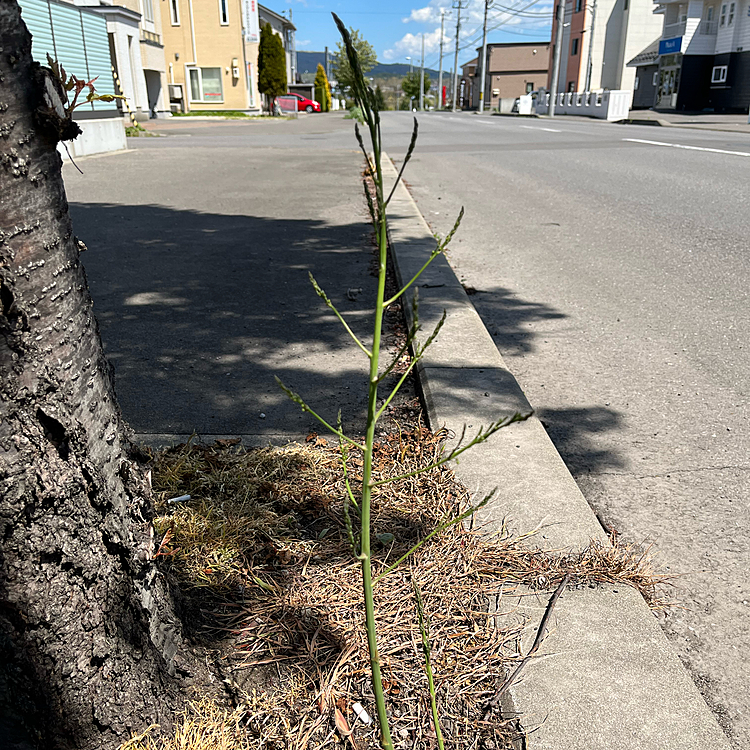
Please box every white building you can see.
[549,0,664,102]
[629,0,750,110]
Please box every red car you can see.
[286,93,321,113]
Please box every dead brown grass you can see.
[143,428,671,750]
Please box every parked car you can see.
[286,93,321,113]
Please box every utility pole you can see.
[451,0,467,112]
[438,10,447,109]
[584,0,598,92]
[419,33,425,111]
[289,8,297,84]
[478,0,493,112]
[549,0,564,117]
[324,46,330,80]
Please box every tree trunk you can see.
[0,4,211,747]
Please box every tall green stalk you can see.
[274,15,532,748]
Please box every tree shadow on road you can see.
[463,286,567,355]
[537,406,626,475]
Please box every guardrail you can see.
[535,90,631,121]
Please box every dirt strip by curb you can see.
[381,152,732,750]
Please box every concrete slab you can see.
[381,152,733,750]
[504,585,733,749]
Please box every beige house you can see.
[472,42,551,110]
[160,0,263,112]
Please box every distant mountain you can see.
[297,51,327,75]
[297,51,440,80]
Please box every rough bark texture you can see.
[0,4,210,747]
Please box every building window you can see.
[571,38,579,55]
[711,65,728,82]
[575,0,583,11]
[526,81,534,93]
[189,67,224,102]
[219,0,229,25]
[707,5,714,20]
[634,76,640,90]
[141,0,154,23]
[720,3,727,25]
[653,70,659,86]
[568,81,575,91]
[728,1,735,24]
[170,0,180,25]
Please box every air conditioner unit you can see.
[168,84,183,100]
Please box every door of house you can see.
[657,56,681,108]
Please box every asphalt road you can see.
[64,112,748,746]
[380,111,749,748]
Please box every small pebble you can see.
[398,729,409,739]
[259,413,266,419]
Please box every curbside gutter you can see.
[381,152,732,750]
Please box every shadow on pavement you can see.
[537,406,626,475]
[465,285,567,355]
[73,202,379,440]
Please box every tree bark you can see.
[0,4,210,747]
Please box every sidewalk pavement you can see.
[622,109,750,134]
[66,118,731,749]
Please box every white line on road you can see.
[520,125,562,132]
[623,138,750,157]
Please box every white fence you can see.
[535,90,631,121]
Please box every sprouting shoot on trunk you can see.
[276,14,532,749]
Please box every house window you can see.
[219,0,229,25]
[170,0,180,25]
[707,5,714,20]
[728,1,735,24]
[568,81,575,91]
[720,3,727,25]
[711,65,728,82]
[189,67,224,102]
[575,0,583,11]
[653,70,659,86]
[526,81,534,93]
[634,76,640,90]
[571,38,579,55]
[141,0,154,23]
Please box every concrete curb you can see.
[381,152,732,750]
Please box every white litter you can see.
[167,494,191,504]
[352,702,372,725]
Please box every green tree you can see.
[374,84,386,111]
[258,23,287,114]
[314,63,332,112]
[332,28,377,94]
[402,71,431,102]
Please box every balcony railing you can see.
[663,20,687,37]
[141,30,162,46]
[699,20,718,34]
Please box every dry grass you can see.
[120,699,251,750]
[143,428,671,750]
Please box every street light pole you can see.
[438,10,446,109]
[549,0,565,117]
[478,0,492,113]
[584,0,598,93]
[420,33,425,111]
[451,0,467,112]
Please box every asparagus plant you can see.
[276,15,531,748]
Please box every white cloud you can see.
[386,0,554,63]
[296,39,312,48]
[383,27,447,61]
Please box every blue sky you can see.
[278,0,554,72]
